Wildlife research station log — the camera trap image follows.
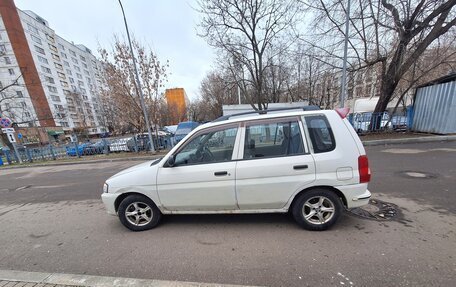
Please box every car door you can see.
[156,124,240,211]
[235,117,316,209]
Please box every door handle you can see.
[214,171,228,176]
[293,165,308,170]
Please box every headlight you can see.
[103,183,109,193]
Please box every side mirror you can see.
[166,155,175,167]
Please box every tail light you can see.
[358,155,371,183]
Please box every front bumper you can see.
[336,183,371,209]
[101,192,120,216]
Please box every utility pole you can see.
[118,0,155,153]
[340,0,351,108]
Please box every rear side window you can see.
[243,120,304,159]
[304,115,335,153]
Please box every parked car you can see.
[174,121,200,143]
[390,115,408,130]
[109,138,130,152]
[101,108,371,231]
[352,112,389,133]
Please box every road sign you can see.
[1,127,15,133]
[0,117,12,128]
[7,133,16,143]
[17,133,23,139]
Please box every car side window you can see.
[304,115,335,153]
[174,126,238,166]
[243,120,303,159]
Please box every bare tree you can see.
[301,0,456,114]
[98,35,168,135]
[198,0,301,110]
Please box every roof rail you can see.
[213,105,321,122]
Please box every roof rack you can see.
[213,105,321,122]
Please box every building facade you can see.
[165,88,189,125]
[0,0,105,140]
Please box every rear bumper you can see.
[101,192,120,216]
[336,183,371,208]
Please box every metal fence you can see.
[349,112,409,134]
[0,134,174,165]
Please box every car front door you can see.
[156,124,240,211]
[235,117,316,209]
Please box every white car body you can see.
[102,109,371,230]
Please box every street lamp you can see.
[339,0,351,108]
[117,0,155,153]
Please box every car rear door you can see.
[235,117,316,210]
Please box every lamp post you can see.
[339,0,351,108]
[117,0,155,153]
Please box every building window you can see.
[57,72,66,79]
[51,95,61,102]
[16,91,23,97]
[66,69,72,75]
[61,52,67,59]
[20,102,27,108]
[46,34,55,43]
[71,57,78,64]
[52,53,60,61]
[60,80,69,88]
[41,66,51,74]
[8,68,15,75]
[48,85,57,93]
[84,70,90,76]
[25,111,31,118]
[0,44,6,53]
[58,43,65,50]
[63,61,70,67]
[69,77,74,83]
[69,50,76,56]
[80,55,86,62]
[76,73,82,79]
[28,23,39,34]
[31,34,42,45]
[82,63,88,69]
[48,44,58,53]
[4,57,11,64]
[38,55,48,64]
[35,45,45,55]
[55,63,63,70]
[78,80,84,86]
[74,65,80,72]
[45,76,55,84]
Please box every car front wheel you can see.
[292,189,343,231]
[118,195,161,231]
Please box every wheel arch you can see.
[288,186,347,211]
[114,192,158,213]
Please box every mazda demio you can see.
[101,107,371,231]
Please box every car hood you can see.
[108,160,156,179]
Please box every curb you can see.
[0,269,258,287]
[0,155,161,170]
[361,135,456,146]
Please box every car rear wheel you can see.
[118,195,161,231]
[292,189,343,231]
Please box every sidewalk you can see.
[0,270,257,287]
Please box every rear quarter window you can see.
[304,115,336,153]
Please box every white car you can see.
[102,108,371,231]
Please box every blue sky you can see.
[14,0,216,100]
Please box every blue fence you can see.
[0,134,174,165]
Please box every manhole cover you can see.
[348,199,398,220]
[399,171,437,179]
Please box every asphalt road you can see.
[0,141,455,286]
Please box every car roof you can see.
[195,109,335,131]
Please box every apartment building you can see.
[0,0,106,138]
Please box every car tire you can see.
[118,195,161,231]
[292,189,343,231]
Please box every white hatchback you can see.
[101,108,371,231]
